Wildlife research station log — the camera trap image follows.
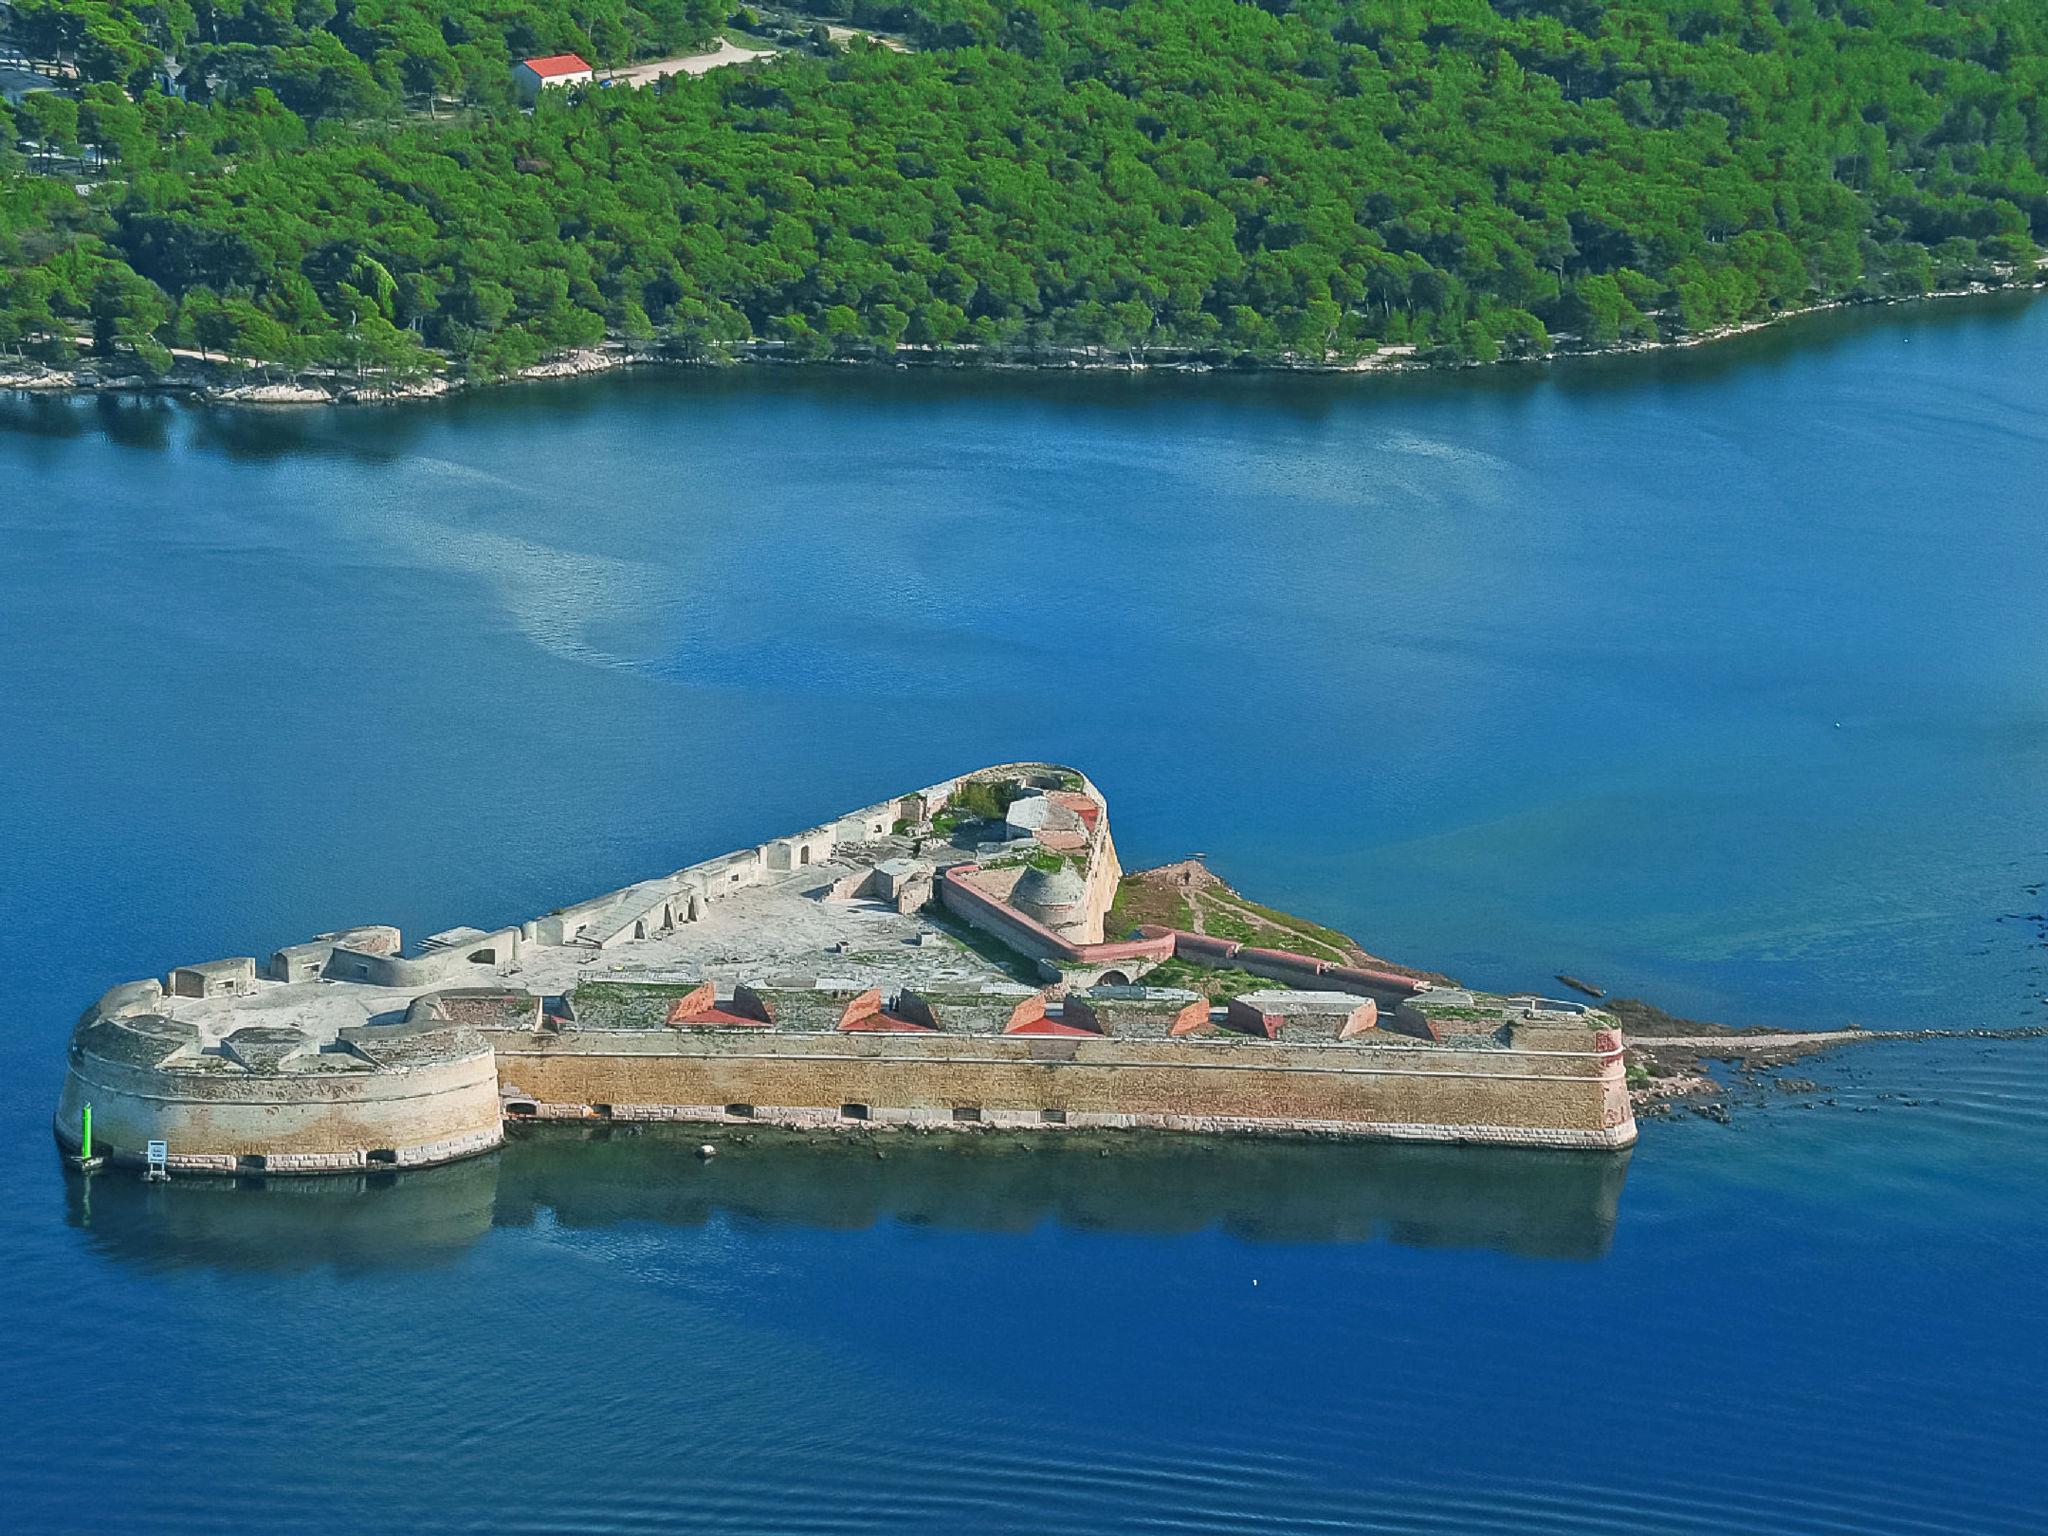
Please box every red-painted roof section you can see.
[671,1007,773,1028]
[522,53,592,76]
[840,1012,938,1033]
[1050,791,1100,829]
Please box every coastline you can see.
[3,279,2038,409]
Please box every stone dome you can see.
[1010,862,1088,923]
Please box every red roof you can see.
[522,53,592,77]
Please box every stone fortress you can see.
[55,764,1636,1176]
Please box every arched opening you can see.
[505,1100,538,1118]
[237,1154,268,1173]
[725,1103,754,1119]
[840,1103,870,1122]
[365,1148,399,1165]
[800,846,812,865]
[633,920,646,939]
[1099,970,1131,987]
[469,948,497,965]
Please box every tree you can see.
[18,93,80,171]
[89,268,173,369]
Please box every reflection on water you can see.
[500,1128,1628,1258]
[65,1129,1629,1271]
[64,1154,500,1274]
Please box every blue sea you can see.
[2,296,2044,1532]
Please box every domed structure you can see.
[1009,862,1091,938]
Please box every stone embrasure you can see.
[53,763,1633,1175]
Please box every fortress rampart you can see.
[54,763,1635,1174]
[486,1027,1630,1148]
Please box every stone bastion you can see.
[54,762,1634,1175]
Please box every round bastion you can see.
[1008,862,1092,938]
[55,978,504,1176]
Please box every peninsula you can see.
[53,764,1634,1175]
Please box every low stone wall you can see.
[484,1028,1634,1148]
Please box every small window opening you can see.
[952,1106,983,1124]
[725,1103,754,1119]
[1040,1108,1068,1125]
[366,1148,398,1165]
[840,1103,870,1122]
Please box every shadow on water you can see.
[61,1129,1630,1272]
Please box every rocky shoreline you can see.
[2,281,2037,409]
[1625,1023,2048,1123]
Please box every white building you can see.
[514,53,594,100]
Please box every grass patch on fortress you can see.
[983,849,1086,874]
[1213,895,1357,960]
[565,978,701,1028]
[1103,876,1197,940]
[1140,960,1283,1000]
[950,777,1023,823]
[1104,863,1361,965]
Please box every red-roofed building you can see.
[515,53,593,99]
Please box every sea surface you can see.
[2,296,2045,1533]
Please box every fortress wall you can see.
[484,1031,1634,1147]
[314,926,523,986]
[1167,932,1241,965]
[1319,964,1428,1004]
[1237,949,1330,990]
[1081,823,1123,944]
[939,871,1067,960]
[836,802,899,843]
[92,979,165,1019]
[54,1041,505,1172]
